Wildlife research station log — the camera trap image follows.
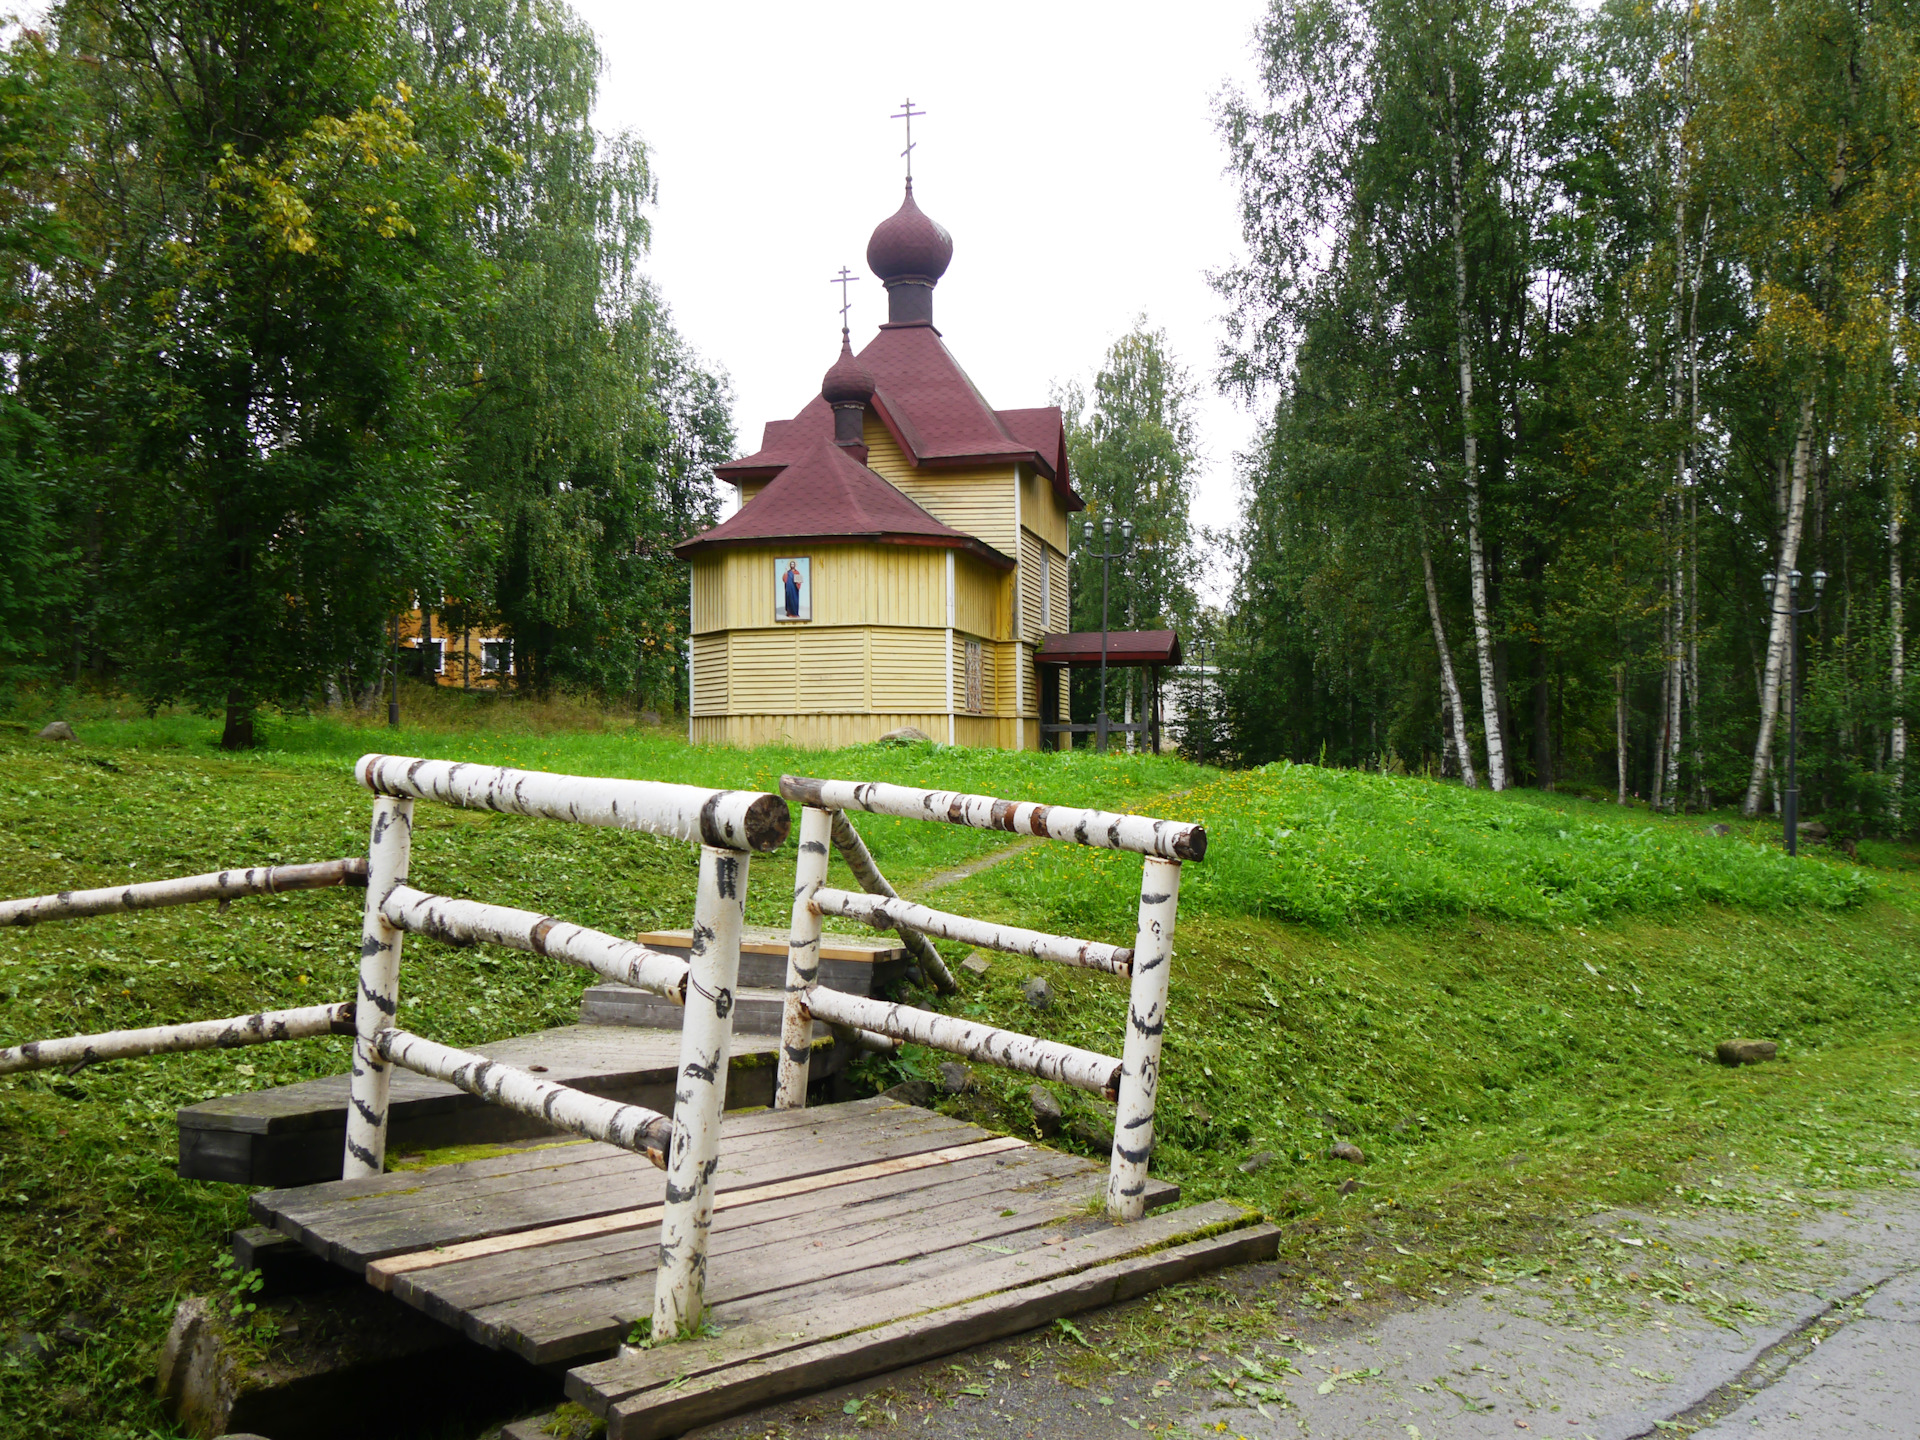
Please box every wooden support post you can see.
[776,806,832,1109]
[1107,856,1179,1222]
[342,795,413,1180]
[653,843,748,1340]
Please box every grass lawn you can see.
[1,688,1916,1437]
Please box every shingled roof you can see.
[674,438,1014,568]
[715,325,1083,512]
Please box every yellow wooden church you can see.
[676,180,1085,749]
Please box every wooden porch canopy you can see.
[1034,631,1182,750]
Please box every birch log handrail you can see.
[0,1002,356,1075]
[358,755,791,853]
[370,1029,673,1167]
[780,775,1206,861]
[824,809,957,995]
[810,888,1133,976]
[378,886,690,1000]
[0,858,368,928]
[802,987,1123,1098]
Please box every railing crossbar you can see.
[0,858,368,929]
[0,1002,355,1075]
[810,888,1132,976]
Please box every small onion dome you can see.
[866,182,953,285]
[821,334,875,405]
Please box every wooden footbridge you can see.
[0,758,1277,1438]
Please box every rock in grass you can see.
[1337,1177,1360,1196]
[1709,823,1732,837]
[36,721,75,741]
[1328,1140,1366,1165]
[938,1060,974,1094]
[880,1079,934,1108]
[961,952,991,976]
[1238,1150,1275,1175]
[1029,1085,1063,1135]
[1022,975,1053,1010]
[1069,1115,1114,1153]
[1716,1038,1778,1067]
[878,726,931,745]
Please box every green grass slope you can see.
[0,703,1914,1437]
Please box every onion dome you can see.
[821,332,875,405]
[866,182,953,286]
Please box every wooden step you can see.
[581,985,802,1034]
[629,927,906,994]
[177,1025,845,1188]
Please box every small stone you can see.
[638,709,663,727]
[1716,1038,1778,1067]
[1022,975,1053,1010]
[1029,1086,1063,1135]
[1188,1100,1213,1125]
[937,1061,974,1095]
[1238,1150,1275,1175]
[880,1079,934,1108]
[36,721,75,742]
[1328,1140,1366,1165]
[1709,823,1732,837]
[961,952,991,976]
[1069,1115,1114,1153]
[1798,820,1830,842]
[1338,1177,1360,1196]
[4,1329,50,1367]
[878,726,931,745]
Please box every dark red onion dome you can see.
[821,333,875,405]
[866,182,953,285]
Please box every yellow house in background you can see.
[675,180,1084,749]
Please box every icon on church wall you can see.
[775,556,812,622]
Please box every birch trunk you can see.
[373,1029,671,1164]
[1107,856,1179,1222]
[824,809,958,994]
[1744,396,1817,816]
[804,986,1122,1097]
[1615,663,1629,804]
[1662,534,1685,811]
[776,806,833,1109]
[1893,485,1906,821]
[0,858,367,928]
[653,844,748,1341]
[343,796,412,1179]
[1447,62,1507,792]
[811,888,1132,976]
[0,1002,354,1075]
[1422,536,1478,789]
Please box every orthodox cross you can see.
[891,97,925,183]
[829,266,859,332]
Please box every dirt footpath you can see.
[682,1177,1920,1440]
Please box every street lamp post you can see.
[1762,566,1826,855]
[1081,515,1133,753]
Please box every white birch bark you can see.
[1447,62,1507,792]
[343,796,412,1180]
[1893,482,1906,821]
[0,1002,354,1075]
[1663,538,1685,810]
[811,888,1132,976]
[355,755,790,854]
[378,886,688,999]
[785,776,1206,861]
[1743,396,1818,816]
[825,810,958,994]
[1615,664,1630,805]
[1421,536,1478,789]
[0,858,367,928]
[372,1029,671,1164]
[804,986,1121,1096]
[653,844,748,1341]
[776,806,833,1109]
[1108,856,1179,1222]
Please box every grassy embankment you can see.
[0,688,1916,1436]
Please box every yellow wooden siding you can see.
[1022,467,1070,552]
[870,627,948,711]
[695,545,947,633]
[728,629,799,711]
[1018,532,1045,643]
[691,634,728,715]
[693,713,951,749]
[1043,543,1068,630]
[795,629,868,712]
[862,417,1018,558]
[994,641,1020,717]
[691,556,726,635]
[736,479,769,508]
[953,555,1008,640]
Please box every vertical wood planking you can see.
[1107,857,1180,1222]
[653,844,749,1338]
[776,807,833,1109]
[343,795,413,1179]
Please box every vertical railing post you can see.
[776,806,833,1109]
[1107,855,1180,1222]
[653,842,749,1339]
[342,794,413,1179]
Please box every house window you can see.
[402,640,443,677]
[480,640,512,676]
[965,640,983,714]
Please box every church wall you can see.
[691,634,728,714]
[1021,468,1070,554]
[692,713,953,748]
[691,545,947,634]
[862,417,1019,558]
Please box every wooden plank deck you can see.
[249,1097,1279,1439]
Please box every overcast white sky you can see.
[568,0,1271,598]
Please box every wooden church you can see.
[677,178,1085,749]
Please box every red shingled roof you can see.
[674,438,1014,568]
[1035,631,1183,667]
[716,326,1083,512]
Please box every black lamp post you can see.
[1081,514,1133,753]
[1762,566,1826,855]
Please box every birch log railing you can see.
[774,775,1203,1223]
